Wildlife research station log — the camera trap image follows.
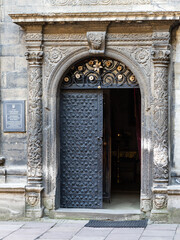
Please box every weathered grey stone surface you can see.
[0,220,178,240]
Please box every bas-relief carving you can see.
[43,33,153,206]
[41,31,171,215]
[154,194,167,209]
[151,46,170,181]
[107,33,153,42]
[87,32,106,54]
[26,192,39,207]
[44,34,86,41]
[28,67,43,181]
[117,47,151,78]
[45,0,151,5]
[26,33,43,41]
[44,47,81,89]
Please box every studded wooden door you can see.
[60,90,103,208]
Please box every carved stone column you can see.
[25,26,44,218]
[151,42,170,222]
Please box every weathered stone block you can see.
[1,89,28,99]
[6,71,28,88]
[0,184,25,220]
[15,57,27,72]
[1,57,15,72]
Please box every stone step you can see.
[50,209,145,221]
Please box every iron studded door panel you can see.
[60,90,103,208]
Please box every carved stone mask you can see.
[154,194,167,209]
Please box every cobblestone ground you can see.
[0,220,179,240]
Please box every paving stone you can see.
[22,222,55,228]
[106,233,140,240]
[76,227,112,237]
[71,237,105,240]
[139,237,174,240]
[142,230,175,237]
[40,232,76,239]
[146,224,178,231]
[174,232,180,238]
[3,235,41,240]
[111,228,144,234]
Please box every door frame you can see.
[44,48,153,213]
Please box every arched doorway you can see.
[59,57,141,209]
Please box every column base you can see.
[150,209,169,223]
[25,186,44,219]
[26,207,44,218]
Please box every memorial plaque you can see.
[3,101,25,132]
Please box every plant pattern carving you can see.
[44,47,80,88]
[153,66,169,179]
[45,0,151,5]
[28,67,43,181]
[118,47,151,77]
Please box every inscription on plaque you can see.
[3,101,25,132]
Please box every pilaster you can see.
[150,35,171,222]
[25,25,44,218]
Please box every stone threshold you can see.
[51,208,144,221]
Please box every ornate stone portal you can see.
[10,12,173,221]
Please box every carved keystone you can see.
[87,31,106,54]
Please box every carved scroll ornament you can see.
[152,45,170,181]
[27,66,43,183]
[61,58,138,89]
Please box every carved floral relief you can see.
[118,46,151,78]
[28,67,43,180]
[45,0,151,5]
[44,47,80,88]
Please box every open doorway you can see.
[103,89,141,210]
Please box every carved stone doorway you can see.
[59,57,141,209]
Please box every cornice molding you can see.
[9,11,180,26]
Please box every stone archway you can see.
[44,48,153,215]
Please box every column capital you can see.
[151,44,171,65]
[25,51,44,66]
[24,25,44,66]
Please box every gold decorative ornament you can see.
[93,60,103,74]
[130,75,135,81]
[89,60,94,65]
[105,61,111,67]
[78,66,83,71]
[89,76,94,81]
[75,73,81,79]
[118,74,123,80]
[64,77,69,83]
[117,65,122,71]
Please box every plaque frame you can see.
[3,100,26,133]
